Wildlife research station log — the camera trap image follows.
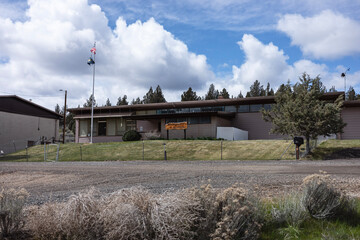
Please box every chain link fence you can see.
[0,139,314,162]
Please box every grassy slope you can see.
[309,139,360,160]
[5,140,296,161]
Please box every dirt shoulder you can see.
[0,159,359,205]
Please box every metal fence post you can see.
[26,146,28,162]
[163,143,167,160]
[44,142,46,162]
[142,140,144,160]
[80,146,82,161]
[13,140,16,152]
[221,140,223,160]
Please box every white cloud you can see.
[230,34,359,95]
[0,0,213,109]
[277,10,360,59]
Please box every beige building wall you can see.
[341,107,360,139]
[232,112,285,140]
[0,111,59,154]
[160,116,218,139]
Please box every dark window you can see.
[165,118,187,124]
[250,104,262,112]
[188,116,211,124]
[225,106,237,112]
[238,105,249,112]
[158,122,161,132]
[263,104,273,110]
[98,122,107,136]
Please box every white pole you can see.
[90,43,96,144]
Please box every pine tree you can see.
[117,95,128,105]
[219,88,230,99]
[83,94,97,107]
[153,85,166,103]
[105,98,112,106]
[246,80,265,97]
[262,73,346,154]
[265,83,275,96]
[237,91,244,98]
[347,86,356,100]
[205,84,219,100]
[143,87,154,104]
[181,87,201,101]
[131,97,142,105]
[55,104,61,114]
[329,86,337,92]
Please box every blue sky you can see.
[0,0,360,109]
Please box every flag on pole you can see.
[87,57,95,65]
[90,47,96,54]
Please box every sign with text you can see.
[165,122,188,130]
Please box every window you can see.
[107,119,116,136]
[250,104,262,112]
[188,116,211,124]
[79,119,89,137]
[116,118,126,135]
[263,104,273,110]
[98,121,107,136]
[238,105,249,112]
[225,106,237,112]
[125,119,136,131]
[165,118,187,124]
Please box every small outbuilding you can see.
[0,95,61,154]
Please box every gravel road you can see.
[0,159,359,205]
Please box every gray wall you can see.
[0,111,59,154]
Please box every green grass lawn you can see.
[3,140,297,161]
[3,139,359,162]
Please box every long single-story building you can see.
[0,95,61,154]
[68,92,360,143]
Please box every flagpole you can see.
[90,42,96,144]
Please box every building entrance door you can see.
[98,122,107,136]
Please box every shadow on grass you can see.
[0,155,28,161]
[310,147,360,160]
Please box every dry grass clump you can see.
[27,187,200,240]
[302,172,354,220]
[271,192,308,227]
[27,187,103,240]
[0,188,28,239]
[189,184,261,240]
[101,187,199,240]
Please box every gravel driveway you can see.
[0,159,359,205]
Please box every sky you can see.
[0,0,360,110]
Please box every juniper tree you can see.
[181,87,201,101]
[262,73,346,153]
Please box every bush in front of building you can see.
[122,130,141,141]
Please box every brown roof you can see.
[68,92,344,115]
[0,95,62,119]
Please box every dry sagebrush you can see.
[302,172,355,220]
[0,188,28,238]
[27,187,200,240]
[189,184,262,240]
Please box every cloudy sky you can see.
[1,0,360,110]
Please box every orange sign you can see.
[165,122,188,130]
